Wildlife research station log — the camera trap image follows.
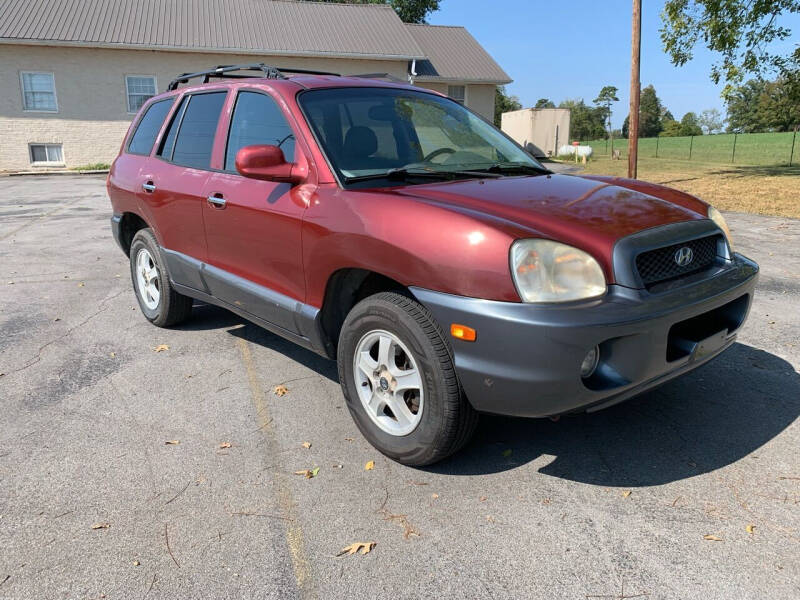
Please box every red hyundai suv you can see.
[108,64,758,465]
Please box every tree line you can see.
[516,73,798,143]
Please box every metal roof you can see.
[0,0,425,60]
[407,24,511,84]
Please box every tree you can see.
[310,0,440,23]
[660,1,800,98]
[593,86,619,145]
[660,119,682,137]
[699,108,724,134]
[622,85,666,138]
[680,112,704,136]
[535,98,556,108]
[495,86,522,127]
[726,76,800,131]
[559,99,606,141]
[726,79,769,132]
[639,85,664,137]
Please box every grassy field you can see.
[585,131,798,166]
[577,157,800,219]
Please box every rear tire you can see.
[129,228,192,327]
[337,292,477,466]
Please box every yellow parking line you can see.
[236,337,313,599]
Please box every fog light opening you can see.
[580,346,600,379]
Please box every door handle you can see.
[207,194,226,208]
[142,181,156,193]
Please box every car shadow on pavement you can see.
[176,303,339,382]
[426,343,799,486]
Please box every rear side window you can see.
[225,91,296,171]
[128,98,173,156]
[169,92,227,170]
[158,96,188,161]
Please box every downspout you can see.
[408,59,417,85]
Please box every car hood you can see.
[390,173,706,266]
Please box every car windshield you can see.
[298,87,546,186]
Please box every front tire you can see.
[129,229,192,327]
[337,292,477,466]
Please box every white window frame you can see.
[20,71,58,113]
[29,143,65,165]
[125,74,158,114]
[447,84,467,105]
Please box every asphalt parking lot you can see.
[1,175,798,599]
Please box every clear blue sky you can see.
[428,0,800,129]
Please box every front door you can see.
[201,89,308,332]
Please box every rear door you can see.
[200,88,308,332]
[138,90,228,289]
[109,97,175,222]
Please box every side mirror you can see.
[235,145,303,184]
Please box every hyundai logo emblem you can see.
[674,246,694,267]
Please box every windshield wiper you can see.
[343,167,457,184]
[480,162,551,176]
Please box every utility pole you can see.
[627,0,642,179]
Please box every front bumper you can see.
[411,254,758,417]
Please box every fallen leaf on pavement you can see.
[274,385,289,396]
[91,522,110,529]
[364,460,374,471]
[109,352,116,358]
[479,496,487,502]
[78,282,85,287]
[621,490,632,498]
[337,541,376,556]
[746,524,756,534]
[294,467,320,479]
[703,534,723,541]
[502,449,512,457]
[486,515,495,523]
[218,442,232,449]
[165,440,180,445]
[133,560,140,566]
[344,437,354,442]
[332,463,343,469]
[154,344,169,353]
[301,442,312,449]
[431,493,439,499]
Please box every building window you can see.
[448,85,466,104]
[29,143,64,164]
[126,75,157,113]
[21,72,58,112]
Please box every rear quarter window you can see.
[127,98,174,156]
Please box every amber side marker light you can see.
[450,324,477,342]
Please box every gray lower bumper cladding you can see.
[411,254,758,418]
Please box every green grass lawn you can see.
[585,131,798,166]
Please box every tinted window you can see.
[225,91,296,171]
[158,96,187,161]
[170,92,227,169]
[128,98,173,155]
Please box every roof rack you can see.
[166,63,341,91]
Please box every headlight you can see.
[510,239,606,303]
[708,206,733,252]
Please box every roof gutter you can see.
[0,38,427,61]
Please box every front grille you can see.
[635,234,721,287]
